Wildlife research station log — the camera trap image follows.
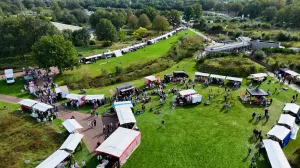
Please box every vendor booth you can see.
[209,74,226,85]
[263,139,291,168]
[85,95,106,107]
[32,103,54,120]
[240,88,269,105]
[278,114,299,139]
[36,150,70,168]
[85,95,105,101]
[248,73,268,82]
[95,127,141,166]
[19,99,38,113]
[177,89,202,105]
[144,75,157,84]
[59,133,84,152]
[113,50,123,57]
[62,119,83,133]
[116,107,137,129]
[267,125,291,147]
[226,76,242,88]
[283,103,300,118]
[113,101,133,109]
[173,71,189,78]
[164,74,173,83]
[55,86,69,99]
[195,72,210,82]
[116,83,134,94]
[65,94,85,106]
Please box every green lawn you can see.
[0,78,33,98]
[65,59,300,168]
[55,30,196,84]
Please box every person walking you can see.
[264,108,269,117]
[103,124,106,133]
[270,98,273,105]
[96,111,99,117]
[296,93,299,100]
[161,120,165,127]
[251,156,256,168]
[266,113,269,122]
[82,160,86,168]
[252,112,256,120]
[93,119,97,127]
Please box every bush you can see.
[89,40,96,45]
[276,31,291,41]
[234,29,243,38]
[115,66,123,74]
[102,41,113,47]
[252,50,266,61]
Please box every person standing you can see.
[93,119,97,127]
[296,93,299,100]
[82,160,86,168]
[266,114,269,122]
[161,120,165,127]
[248,147,252,156]
[103,124,106,133]
[252,112,256,120]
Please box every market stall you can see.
[32,102,54,120]
[62,119,83,133]
[59,133,84,152]
[113,50,123,57]
[226,76,243,88]
[240,88,269,105]
[85,94,106,107]
[248,73,268,82]
[278,114,299,139]
[65,94,85,107]
[55,86,69,99]
[173,71,189,78]
[113,101,133,109]
[95,127,141,166]
[176,89,202,105]
[263,139,291,168]
[116,107,137,129]
[36,150,70,168]
[144,75,157,89]
[18,99,38,113]
[164,74,173,83]
[209,74,226,85]
[195,72,210,82]
[283,103,300,118]
[267,125,291,147]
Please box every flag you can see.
[157,75,161,83]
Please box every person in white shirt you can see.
[82,160,86,168]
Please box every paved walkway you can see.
[58,106,118,152]
[0,94,22,104]
[267,71,300,93]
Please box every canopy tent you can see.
[285,70,299,77]
[95,127,141,165]
[195,72,210,77]
[116,83,133,93]
[33,103,53,112]
[283,103,300,115]
[251,73,268,78]
[36,150,70,168]
[144,75,157,84]
[263,139,291,168]
[246,88,268,96]
[59,133,84,151]
[226,76,243,82]
[18,99,38,107]
[65,94,85,104]
[55,86,69,98]
[62,119,83,133]
[210,74,226,79]
[179,89,196,96]
[116,107,136,125]
[278,114,296,129]
[113,101,133,109]
[85,95,105,101]
[267,125,291,147]
[114,50,123,57]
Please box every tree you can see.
[286,0,293,5]
[52,1,62,21]
[184,6,194,21]
[138,14,152,29]
[118,30,126,41]
[32,35,79,73]
[192,3,203,21]
[201,0,216,11]
[128,15,138,30]
[252,50,266,61]
[141,6,158,21]
[167,10,181,27]
[214,3,224,11]
[263,7,277,21]
[61,29,73,41]
[133,27,147,39]
[72,28,90,47]
[229,2,243,16]
[126,7,133,21]
[111,11,126,29]
[71,9,89,24]
[152,15,170,32]
[89,9,110,28]
[96,19,117,42]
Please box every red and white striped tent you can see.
[95,127,141,165]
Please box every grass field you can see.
[0,78,33,98]
[64,58,300,168]
[55,30,196,84]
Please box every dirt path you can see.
[57,106,118,152]
[0,94,22,104]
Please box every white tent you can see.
[59,133,84,151]
[36,150,70,168]
[278,114,296,129]
[285,70,299,77]
[114,50,123,57]
[249,73,268,79]
[55,86,69,98]
[267,125,291,147]
[66,94,85,103]
[33,103,53,112]
[116,107,136,125]
[144,75,157,83]
[195,72,210,77]
[210,74,226,79]
[114,101,133,109]
[226,76,243,82]
[283,103,300,115]
[18,99,38,107]
[62,119,83,133]
[179,89,196,96]
[95,127,141,165]
[85,95,105,101]
[263,139,291,168]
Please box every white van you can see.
[4,69,15,84]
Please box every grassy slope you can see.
[67,59,300,168]
[55,30,196,84]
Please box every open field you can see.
[55,29,196,84]
[63,59,300,168]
